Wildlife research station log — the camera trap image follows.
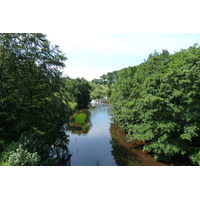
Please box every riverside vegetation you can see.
[69,111,91,132]
[110,45,200,165]
[1,33,200,166]
[0,33,91,165]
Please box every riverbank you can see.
[110,123,168,166]
[66,106,171,166]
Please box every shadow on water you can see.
[49,127,71,166]
[110,137,139,166]
[109,123,168,166]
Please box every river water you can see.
[66,105,167,166]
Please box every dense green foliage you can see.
[92,71,118,86]
[63,77,91,109]
[0,34,68,139]
[69,110,91,132]
[75,113,87,124]
[110,45,200,165]
[0,33,91,165]
[91,71,119,99]
[90,83,109,99]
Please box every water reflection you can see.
[109,123,167,166]
[66,106,167,166]
[50,132,71,166]
[71,129,90,135]
[109,123,139,166]
[66,105,116,166]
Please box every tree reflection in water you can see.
[109,123,139,166]
[49,132,71,166]
[109,123,168,166]
[50,109,93,165]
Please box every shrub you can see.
[8,144,41,166]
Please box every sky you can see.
[1,1,200,81]
[46,33,200,81]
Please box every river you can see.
[66,105,168,166]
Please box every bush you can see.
[0,129,59,166]
[8,144,41,166]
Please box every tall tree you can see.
[0,34,72,165]
[64,77,92,109]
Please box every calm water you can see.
[66,105,167,166]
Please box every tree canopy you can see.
[63,77,92,109]
[110,45,200,165]
[91,70,119,87]
[0,33,91,165]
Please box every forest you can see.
[1,33,200,166]
[0,33,91,165]
[110,46,200,165]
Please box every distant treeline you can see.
[110,45,200,165]
[90,70,119,99]
[91,70,119,86]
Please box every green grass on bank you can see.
[75,113,87,125]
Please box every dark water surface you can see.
[66,105,167,166]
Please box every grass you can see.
[75,113,87,125]
[82,123,90,131]
[69,110,91,132]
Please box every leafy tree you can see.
[63,77,91,109]
[91,71,119,99]
[92,71,118,87]
[0,33,69,141]
[106,71,118,87]
[90,83,108,99]
[100,74,107,85]
[0,33,72,165]
[111,46,200,165]
[91,78,103,85]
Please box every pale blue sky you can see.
[46,33,200,81]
